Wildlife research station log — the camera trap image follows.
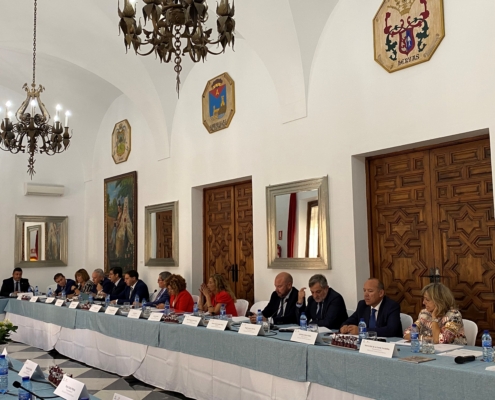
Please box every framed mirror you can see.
[144,201,179,267]
[266,176,330,269]
[15,215,68,268]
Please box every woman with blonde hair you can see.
[198,273,238,316]
[71,269,95,296]
[165,274,194,313]
[404,282,467,345]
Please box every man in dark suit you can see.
[149,271,171,308]
[340,278,402,338]
[0,268,30,297]
[53,273,76,297]
[108,267,126,299]
[113,269,150,305]
[91,268,114,296]
[297,274,348,329]
[249,272,301,325]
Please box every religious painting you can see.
[45,222,62,261]
[202,72,235,134]
[112,119,131,164]
[373,0,445,72]
[104,171,137,272]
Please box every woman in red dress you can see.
[165,274,194,313]
[198,274,238,316]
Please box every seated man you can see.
[297,274,348,330]
[92,268,113,297]
[148,271,171,308]
[108,267,126,298]
[0,268,30,297]
[113,270,150,305]
[53,273,76,297]
[249,272,301,325]
[340,278,402,337]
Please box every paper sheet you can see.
[437,349,483,358]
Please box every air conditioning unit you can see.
[24,183,64,197]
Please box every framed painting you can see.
[112,119,131,164]
[104,171,137,272]
[202,72,235,134]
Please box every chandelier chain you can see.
[32,0,37,86]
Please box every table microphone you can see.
[13,380,47,400]
[454,355,476,364]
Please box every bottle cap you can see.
[360,318,364,321]
[22,376,30,382]
[412,323,417,327]
[484,329,489,333]
[0,355,5,359]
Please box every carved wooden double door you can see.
[368,138,495,340]
[203,182,254,306]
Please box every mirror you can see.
[144,201,179,267]
[266,176,330,269]
[15,215,68,267]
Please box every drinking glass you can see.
[421,336,435,354]
[367,331,377,341]
[143,306,151,318]
[308,324,318,333]
[226,314,233,322]
[123,302,130,312]
[262,318,270,333]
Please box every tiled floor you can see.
[8,342,192,400]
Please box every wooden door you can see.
[369,138,495,340]
[204,182,254,305]
[156,210,173,259]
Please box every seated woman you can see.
[165,274,194,313]
[71,269,95,296]
[198,273,238,316]
[404,282,467,345]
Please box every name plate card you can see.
[45,297,56,304]
[68,301,79,309]
[55,299,65,307]
[18,360,45,380]
[182,315,201,327]
[29,296,39,303]
[359,339,398,358]
[148,312,163,322]
[113,393,133,400]
[54,374,90,400]
[89,305,102,313]
[238,323,264,336]
[290,329,318,345]
[207,319,228,331]
[128,309,141,319]
[105,306,119,315]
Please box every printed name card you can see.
[89,305,102,313]
[54,374,90,400]
[55,299,65,307]
[45,297,56,304]
[207,319,228,331]
[290,329,318,345]
[29,296,39,303]
[182,315,202,327]
[128,309,141,319]
[18,360,45,380]
[238,323,264,336]
[113,393,133,400]
[68,301,79,309]
[105,306,119,315]
[359,339,398,358]
[148,312,163,322]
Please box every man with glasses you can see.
[296,274,348,329]
[148,271,171,308]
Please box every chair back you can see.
[235,299,249,317]
[250,301,269,314]
[463,319,478,346]
[191,294,199,303]
[400,313,413,333]
[46,284,57,295]
[346,309,355,317]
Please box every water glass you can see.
[262,319,270,333]
[367,331,377,341]
[123,302,130,312]
[307,324,318,333]
[143,306,151,318]
[421,336,435,354]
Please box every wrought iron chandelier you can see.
[0,0,72,179]
[118,0,236,95]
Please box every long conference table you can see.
[2,299,495,400]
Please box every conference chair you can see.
[191,294,199,303]
[235,299,249,317]
[400,313,413,334]
[462,319,478,346]
[250,301,269,314]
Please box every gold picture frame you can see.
[202,72,235,134]
[112,119,131,164]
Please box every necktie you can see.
[156,289,164,301]
[15,281,19,292]
[369,308,377,329]
[276,298,284,317]
[317,303,322,318]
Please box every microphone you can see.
[13,381,47,400]
[454,355,476,364]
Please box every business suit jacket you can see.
[262,287,301,325]
[302,288,348,329]
[149,288,170,307]
[0,277,30,297]
[116,279,150,304]
[54,279,76,296]
[109,278,127,299]
[342,296,402,338]
[100,278,114,295]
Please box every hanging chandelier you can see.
[0,0,72,179]
[118,0,236,95]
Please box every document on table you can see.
[394,339,411,346]
[434,344,462,352]
[437,349,483,357]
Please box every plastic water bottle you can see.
[193,302,199,316]
[18,376,31,400]
[410,323,420,353]
[47,288,53,297]
[142,300,147,312]
[28,287,32,294]
[256,309,263,325]
[358,318,367,344]
[61,289,66,300]
[134,294,139,308]
[88,294,93,304]
[164,300,170,316]
[300,312,307,331]
[0,354,8,394]
[482,330,494,362]
[105,294,110,308]
[34,286,39,296]
[220,304,226,320]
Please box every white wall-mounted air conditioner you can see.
[24,183,65,197]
